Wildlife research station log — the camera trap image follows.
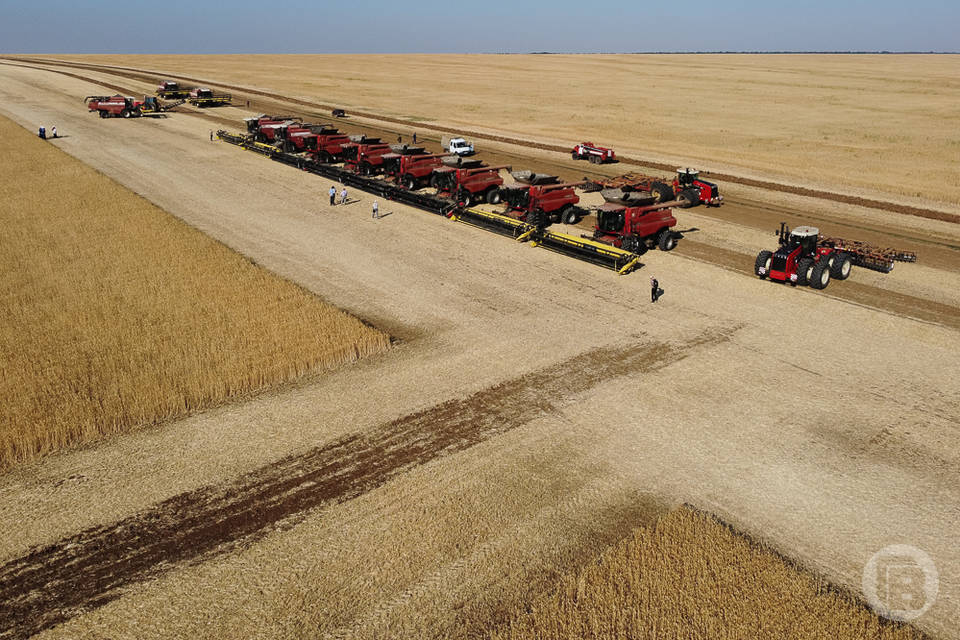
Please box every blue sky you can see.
[1,0,957,53]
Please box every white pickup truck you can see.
[441,136,475,156]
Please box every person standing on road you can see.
[372,200,379,219]
[38,126,45,139]
[329,185,337,206]
[209,130,214,141]
[51,126,58,139]
[412,132,417,144]
[650,276,660,303]
[340,187,348,205]
[397,134,402,143]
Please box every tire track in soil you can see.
[3,55,958,225]
[0,327,736,640]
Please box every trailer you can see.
[588,168,722,207]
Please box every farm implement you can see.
[755,222,917,289]
[586,168,723,208]
[188,88,232,107]
[216,129,643,275]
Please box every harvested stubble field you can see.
[494,507,921,640]
[0,114,389,470]
[54,53,960,208]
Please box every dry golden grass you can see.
[0,115,390,470]
[492,507,922,640]
[56,53,960,206]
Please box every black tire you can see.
[830,251,853,280]
[650,182,674,203]
[657,229,677,251]
[361,162,372,176]
[571,152,580,161]
[809,259,830,290]
[755,250,773,278]
[680,188,700,208]
[98,110,108,118]
[458,189,472,207]
[562,206,581,225]
[429,174,440,189]
[620,236,640,253]
[527,210,550,229]
[403,174,417,190]
[485,187,501,204]
[121,109,131,119]
[795,257,814,286]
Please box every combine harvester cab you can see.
[432,164,509,207]
[500,174,588,226]
[592,200,682,254]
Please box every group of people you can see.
[328,185,380,218]
[397,132,418,144]
[38,125,58,139]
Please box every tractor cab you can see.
[787,225,820,257]
[676,168,700,187]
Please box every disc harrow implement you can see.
[216,130,643,274]
[819,237,917,273]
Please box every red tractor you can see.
[755,223,852,290]
[384,152,451,189]
[343,138,393,175]
[571,142,616,164]
[431,164,510,206]
[499,182,587,226]
[663,168,723,207]
[592,201,680,254]
[85,95,161,118]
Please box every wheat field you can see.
[0,115,390,471]
[493,507,922,640]
[56,53,960,206]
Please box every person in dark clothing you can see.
[38,126,46,139]
[412,132,417,144]
[650,277,660,303]
[329,185,337,206]
[397,134,402,143]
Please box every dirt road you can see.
[0,63,957,639]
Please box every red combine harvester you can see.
[275,123,338,152]
[432,164,510,206]
[343,137,393,175]
[591,200,682,254]
[245,115,299,143]
[156,81,191,99]
[500,181,588,226]
[755,222,916,289]
[383,150,450,189]
[571,142,616,164]
[85,95,168,118]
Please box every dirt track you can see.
[0,61,957,639]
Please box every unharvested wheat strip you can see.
[0,115,390,471]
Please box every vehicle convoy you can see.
[590,168,723,207]
[755,222,917,289]
[384,152,451,189]
[432,164,509,206]
[188,88,232,107]
[442,136,475,156]
[500,180,588,226]
[591,200,682,254]
[85,95,174,118]
[571,142,616,164]
[343,137,394,175]
[156,81,191,99]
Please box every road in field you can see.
[0,62,957,640]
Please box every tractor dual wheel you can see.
[679,188,700,208]
[755,250,773,278]
[830,251,853,280]
[795,258,814,286]
[657,230,677,251]
[809,259,831,290]
[650,182,674,203]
